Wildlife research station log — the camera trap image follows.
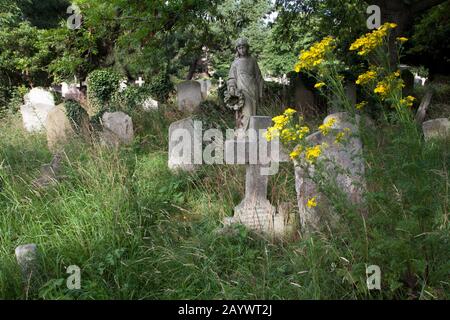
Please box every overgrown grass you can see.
[0,102,448,299]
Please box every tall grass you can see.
[0,100,448,299]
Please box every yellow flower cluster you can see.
[289,145,303,160]
[356,101,368,110]
[265,108,311,143]
[294,36,335,73]
[399,95,416,108]
[374,71,403,100]
[306,145,322,163]
[314,82,326,89]
[349,22,397,56]
[318,118,336,136]
[335,128,351,144]
[307,197,317,208]
[356,70,377,85]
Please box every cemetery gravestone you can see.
[422,118,450,141]
[224,116,291,236]
[46,104,75,151]
[101,112,134,147]
[176,81,203,112]
[168,117,200,172]
[294,78,315,113]
[401,69,415,97]
[20,88,56,133]
[15,244,39,281]
[345,82,357,107]
[295,112,366,232]
[197,79,212,99]
[32,153,64,189]
[142,97,159,111]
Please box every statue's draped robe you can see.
[227,56,263,132]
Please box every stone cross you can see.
[218,77,224,88]
[167,115,291,235]
[223,116,290,234]
[135,76,145,87]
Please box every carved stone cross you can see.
[224,116,290,234]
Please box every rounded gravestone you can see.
[176,81,203,113]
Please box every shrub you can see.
[64,99,88,133]
[87,69,121,117]
[147,71,174,103]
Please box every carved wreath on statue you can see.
[224,89,245,111]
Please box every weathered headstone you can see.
[345,82,357,107]
[422,118,450,141]
[224,116,291,235]
[294,78,315,113]
[294,112,365,232]
[15,244,39,281]
[20,88,56,133]
[46,104,74,151]
[32,153,64,189]
[168,117,201,172]
[100,112,134,147]
[197,79,212,99]
[142,97,159,111]
[176,80,203,112]
[64,85,86,105]
[401,69,415,97]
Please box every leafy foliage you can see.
[87,69,121,116]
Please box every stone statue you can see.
[226,38,263,136]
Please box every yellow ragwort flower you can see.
[265,126,280,141]
[306,145,322,163]
[396,37,408,43]
[373,72,405,100]
[283,108,297,117]
[281,128,297,142]
[307,197,317,208]
[272,115,288,130]
[318,118,336,136]
[399,95,416,108]
[289,145,303,160]
[350,22,397,56]
[294,36,335,72]
[356,70,377,85]
[356,101,368,110]
[314,82,326,89]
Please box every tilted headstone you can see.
[20,88,56,133]
[101,112,134,147]
[64,85,86,104]
[422,118,450,141]
[15,244,39,281]
[294,78,315,112]
[32,153,64,189]
[294,112,366,232]
[46,104,75,151]
[142,97,159,111]
[168,117,201,172]
[176,81,203,112]
[197,79,212,99]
